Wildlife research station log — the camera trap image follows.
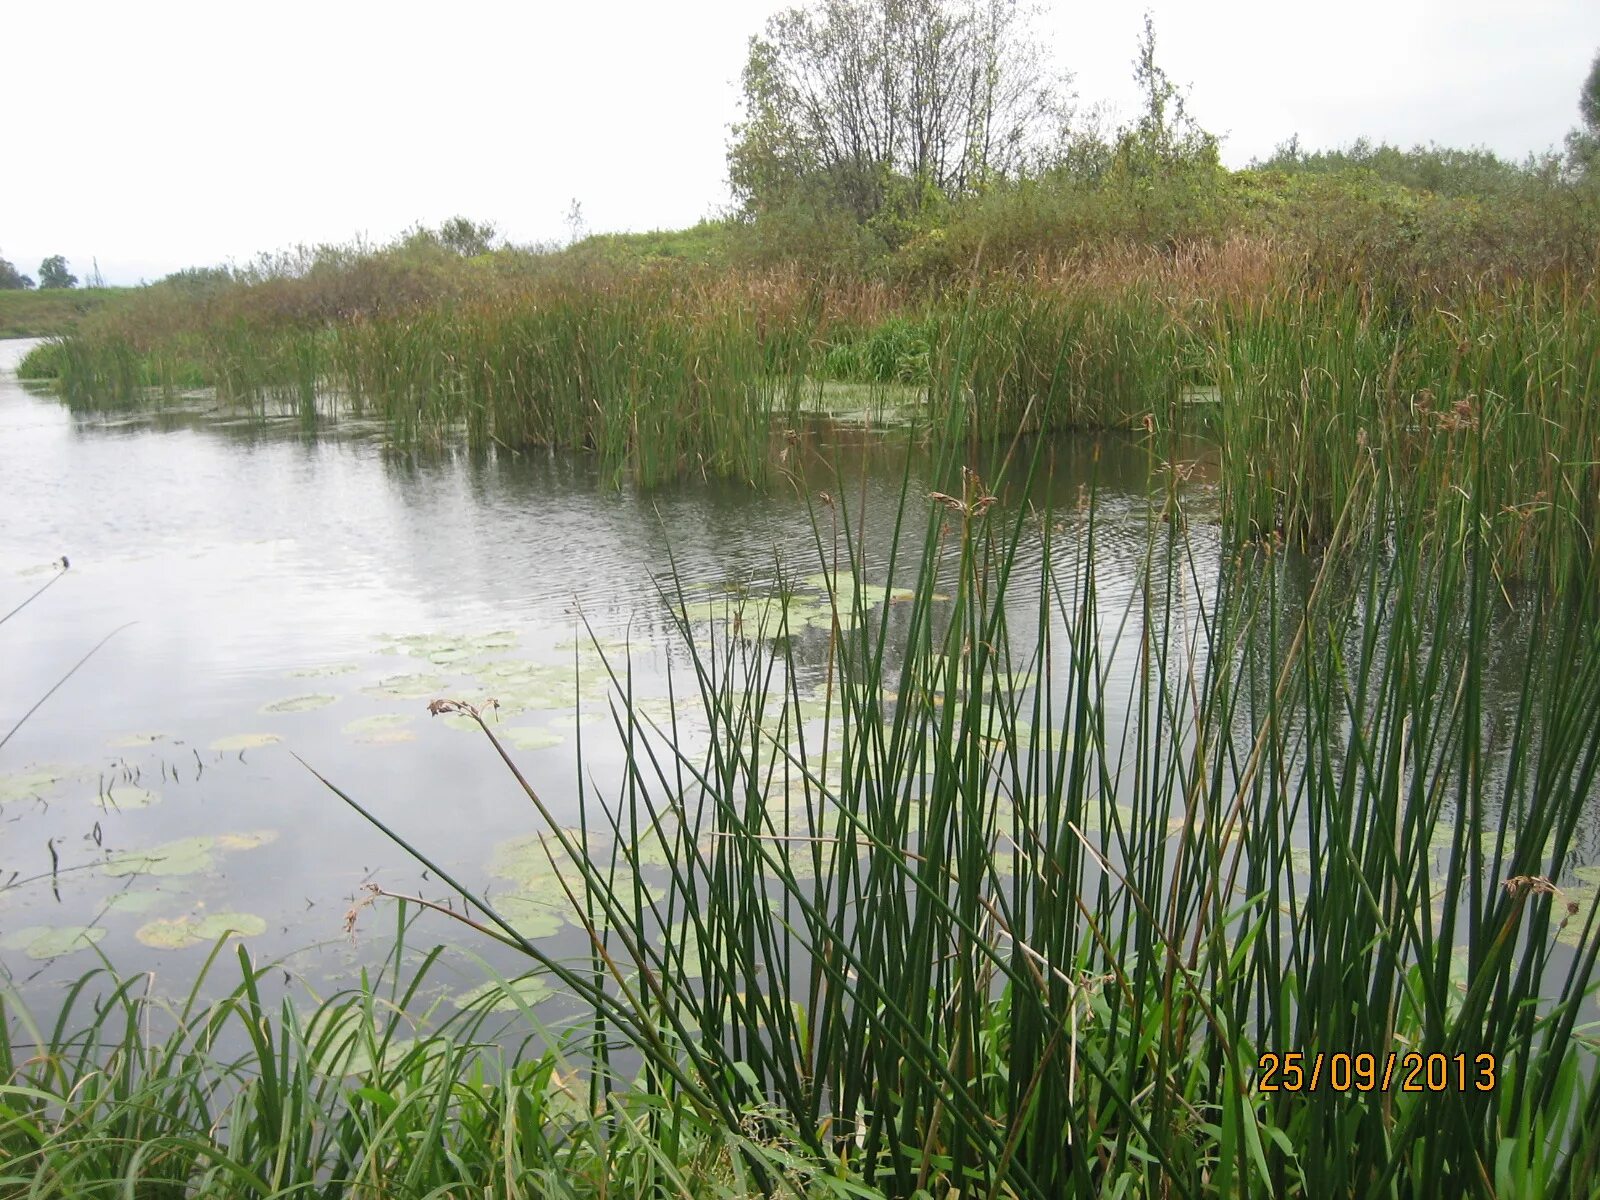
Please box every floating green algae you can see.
[215,831,277,851]
[492,686,570,712]
[673,591,827,635]
[552,635,629,657]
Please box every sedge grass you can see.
[0,935,858,1199]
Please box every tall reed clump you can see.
[304,437,1600,1197]
[922,280,1194,439]
[326,278,821,487]
[1210,276,1600,593]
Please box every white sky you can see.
[4,0,1597,286]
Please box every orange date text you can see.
[1255,1051,1496,1093]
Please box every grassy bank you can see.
[7,451,1600,1197]
[0,287,132,339]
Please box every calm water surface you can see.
[0,337,1205,1016]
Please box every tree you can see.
[0,254,34,289]
[37,255,77,289]
[437,216,498,257]
[728,0,1071,224]
[1113,12,1218,178]
[1566,49,1600,179]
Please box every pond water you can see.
[8,333,1598,1039]
[0,337,1214,1017]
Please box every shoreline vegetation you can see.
[21,220,1600,595]
[8,5,1600,1194]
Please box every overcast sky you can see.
[5,0,1597,286]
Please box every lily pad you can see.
[382,631,520,661]
[288,663,360,678]
[802,571,915,606]
[491,893,566,939]
[548,712,599,730]
[489,834,623,901]
[1556,885,1599,948]
[1,925,107,960]
[553,635,628,656]
[361,673,454,701]
[215,830,278,851]
[103,836,216,877]
[503,727,564,751]
[363,729,416,745]
[674,592,822,636]
[102,889,167,915]
[473,658,553,683]
[261,694,338,715]
[664,922,703,979]
[103,830,276,878]
[456,974,554,1013]
[209,733,282,752]
[343,713,414,737]
[107,732,171,749]
[95,786,161,810]
[135,910,267,950]
[494,687,569,712]
[0,765,82,803]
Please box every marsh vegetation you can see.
[7,6,1600,1197]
